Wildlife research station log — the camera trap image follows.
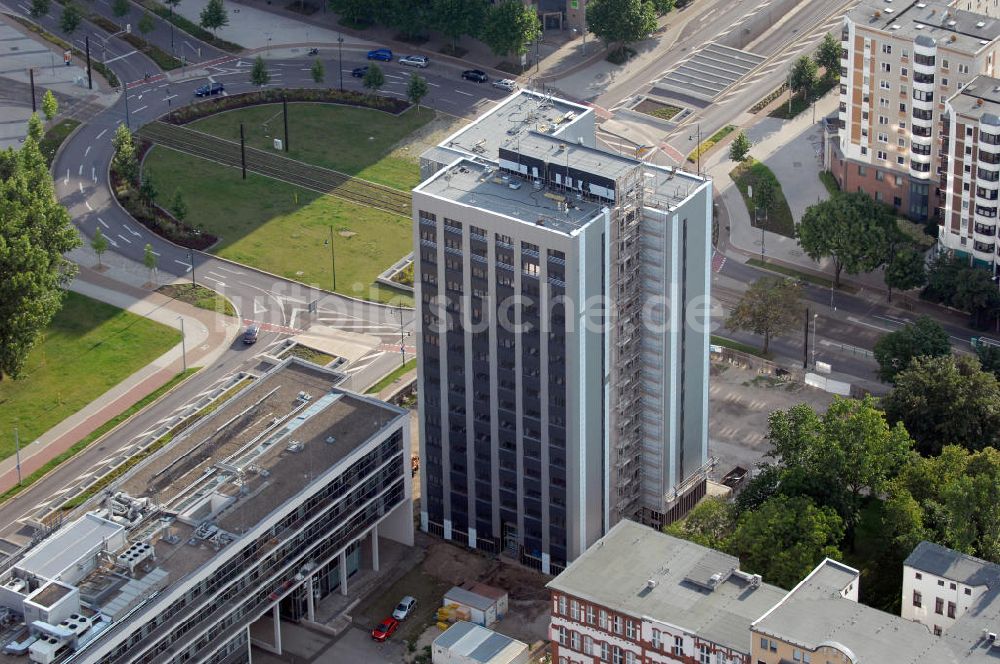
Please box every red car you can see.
[371,617,399,642]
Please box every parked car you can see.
[399,55,429,68]
[242,324,259,345]
[371,617,399,641]
[351,66,369,78]
[461,69,488,83]
[194,82,224,97]
[392,596,417,620]
[367,48,393,61]
[492,78,517,92]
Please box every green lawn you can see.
[819,170,840,197]
[366,358,417,394]
[157,284,236,317]
[711,335,770,359]
[39,119,80,166]
[0,292,181,460]
[730,159,796,238]
[187,104,433,190]
[145,147,413,305]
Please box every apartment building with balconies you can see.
[831,0,1000,221]
[415,90,712,575]
[940,74,1000,268]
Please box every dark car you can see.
[461,69,488,83]
[351,66,369,78]
[367,48,393,61]
[243,324,259,345]
[371,617,399,642]
[195,81,224,97]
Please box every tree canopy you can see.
[725,276,802,354]
[883,355,1000,456]
[41,90,58,123]
[250,55,270,87]
[0,117,81,379]
[481,0,540,57]
[924,253,1000,328]
[432,0,484,49]
[586,0,656,54]
[873,315,951,383]
[29,0,50,18]
[406,73,429,109]
[789,55,818,99]
[664,496,735,551]
[199,0,228,34]
[797,191,896,287]
[815,32,841,79]
[362,62,384,94]
[60,2,82,33]
[884,245,926,302]
[729,131,752,163]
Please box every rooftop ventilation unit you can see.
[891,24,901,30]
[978,20,987,27]
[884,8,893,13]
[949,20,956,26]
[325,436,336,444]
[646,578,658,590]
[915,23,925,29]
[916,1,926,6]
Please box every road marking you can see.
[64,169,69,185]
[163,94,177,102]
[84,145,91,157]
[217,265,244,275]
[455,89,474,97]
[123,223,140,236]
[150,249,161,256]
[85,200,92,211]
[104,50,137,64]
[426,81,440,87]
[107,237,118,248]
[117,234,132,244]
[846,316,893,333]
[78,164,83,176]
[97,217,109,229]
[92,166,96,182]
[157,83,169,88]
[132,105,147,114]
[175,259,192,272]
[78,182,84,194]
[203,276,225,286]
[253,298,267,314]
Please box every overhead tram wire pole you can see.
[178,316,187,372]
[337,33,344,92]
[29,68,35,112]
[283,96,289,152]
[85,36,92,89]
[14,427,21,487]
[239,122,247,180]
[325,227,337,291]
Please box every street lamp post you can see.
[811,313,818,368]
[337,33,344,92]
[325,226,337,291]
[178,316,187,372]
[14,427,21,487]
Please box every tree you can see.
[139,168,157,207]
[883,355,1000,456]
[797,191,895,287]
[170,189,187,223]
[111,0,129,17]
[163,0,180,14]
[250,55,270,87]
[650,0,674,15]
[60,2,81,33]
[0,125,81,379]
[953,265,1000,330]
[29,0,50,19]
[143,243,157,283]
[432,0,484,50]
[91,228,109,268]
[884,246,926,302]
[310,58,324,84]
[923,252,965,304]
[328,0,371,26]
[362,62,384,95]
[765,397,912,538]
[111,123,138,185]
[406,73,428,109]
[41,90,58,122]
[734,465,783,515]
[789,55,818,99]
[664,496,735,550]
[725,276,802,355]
[728,131,752,163]
[138,11,155,36]
[373,0,431,40]
[481,0,541,58]
[26,114,43,143]
[199,0,228,35]
[815,32,841,80]
[729,495,844,589]
[873,315,951,383]
[586,0,656,58]
[752,172,776,223]
[976,344,1000,379]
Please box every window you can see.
[913,591,923,608]
[859,165,868,176]
[571,631,581,650]
[942,77,949,87]
[881,80,891,90]
[936,597,944,614]
[959,63,970,74]
[902,48,909,58]
[613,616,623,634]
[965,588,973,596]
[700,645,712,664]
[558,626,568,645]
[878,132,888,143]
[880,97,889,107]
[900,102,907,113]
[862,146,869,156]
[934,625,943,636]
[881,62,891,72]
[895,175,903,186]
[899,138,907,147]
[673,635,684,656]
[625,621,635,639]
[894,196,902,207]
[585,636,594,655]
[570,600,580,621]
[898,156,906,165]
[948,601,956,619]
[876,169,885,181]
[862,110,870,121]
[938,580,946,587]
[613,646,622,664]
[652,629,661,649]
[901,67,908,77]
[625,652,636,664]
[878,115,888,125]
[877,151,888,161]
[942,58,949,69]
[882,43,892,54]
[559,596,567,615]
[900,121,907,129]
[601,643,609,662]
[599,609,608,630]
[587,606,595,624]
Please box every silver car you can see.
[492,78,517,92]
[392,596,417,620]
[399,55,429,68]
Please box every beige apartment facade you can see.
[832,0,1000,222]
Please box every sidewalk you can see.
[0,246,239,494]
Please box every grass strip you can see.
[768,77,839,120]
[136,0,243,52]
[819,170,840,197]
[366,358,416,394]
[746,257,859,293]
[287,345,335,365]
[710,335,770,358]
[729,158,797,239]
[0,368,198,507]
[687,125,736,164]
[59,374,252,510]
[156,283,236,317]
[39,119,81,166]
